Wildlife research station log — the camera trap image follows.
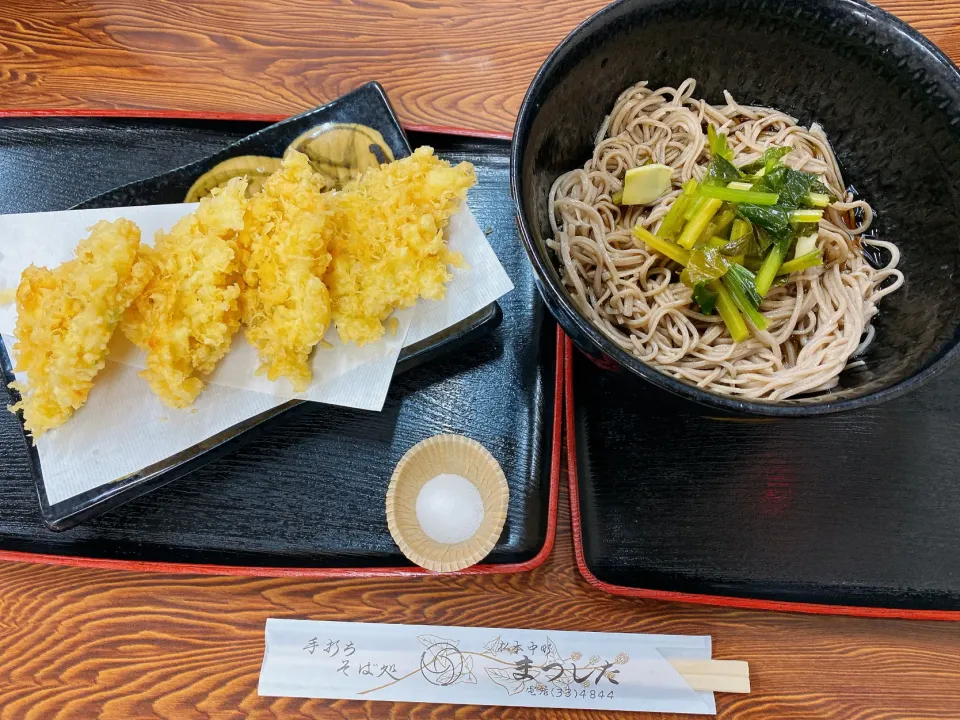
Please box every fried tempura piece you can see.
[239,151,333,391]
[9,219,152,437]
[325,146,476,345]
[123,178,246,408]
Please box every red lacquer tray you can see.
[565,335,960,621]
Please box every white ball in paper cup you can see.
[386,434,509,572]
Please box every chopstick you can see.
[668,659,751,693]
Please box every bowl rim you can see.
[510,0,960,417]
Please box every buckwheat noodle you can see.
[547,79,904,400]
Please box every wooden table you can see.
[2,1,960,717]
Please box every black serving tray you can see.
[566,337,960,619]
[1,83,505,532]
[0,91,559,574]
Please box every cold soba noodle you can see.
[548,79,903,400]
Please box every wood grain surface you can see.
[1,483,960,719]
[2,0,960,718]
[1,0,953,135]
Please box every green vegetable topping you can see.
[678,197,723,249]
[778,251,823,275]
[703,208,738,242]
[793,231,818,259]
[708,124,734,162]
[700,184,780,205]
[685,195,709,221]
[737,204,792,239]
[711,280,750,342]
[692,282,719,315]
[657,179,698,238]
[681,246,731,288]
[703,155,743,187]
[755,235,793,296]
[755,166,820,207]
[630,138,837,344]
[789,208,824,224]
[722,264,768,330]
[724,219,755,257]
[633,225,690,266]
[740,146,792,175]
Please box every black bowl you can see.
[511,0,960,416]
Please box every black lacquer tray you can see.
[0,87,560,575]
[566,337,960,619]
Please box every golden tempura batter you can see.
[123,178,247,408]
[239,151,333,391]
[10,219,152,436]
[326,146,476,345]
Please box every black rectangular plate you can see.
[569,338,960,615]
[0,97,555,570]
[0,83,504,531]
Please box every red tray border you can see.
[564,334,960,621]
[0,109,552,578]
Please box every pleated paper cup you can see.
[386,434,509,573]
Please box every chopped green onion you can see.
[678,197,723,250]
[790,209,824,224]
[710,280,750,342]
[722,265,768,331]
[612,190,623,204]
[633,226,690,266]
[806,192,830,207]
[700,185,780,205]
[778,251,823,275]
[657,179,698,238]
